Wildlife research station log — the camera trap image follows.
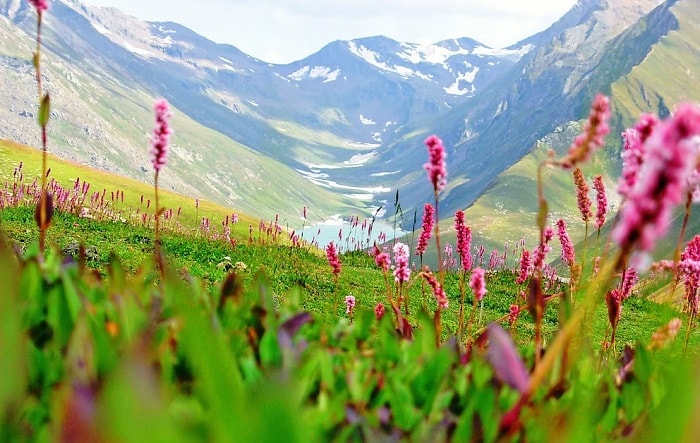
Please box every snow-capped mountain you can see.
[0,0,695,226]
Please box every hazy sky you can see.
[82,0,579,64]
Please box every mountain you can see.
[0,0,697,242]
[443,0,700,255]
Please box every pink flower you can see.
[470,267,487,302]
[150,99,173,173]
[326,241,342,277]
[562,94,611,168]
[392,242,411,283]
[424,135,447,193]
[533,228,553,271]
[593,175,607,230]
[345,295,356,315]
[416,203,434,256]
[593,256,601,275]
[373,244,391,273]
[556,219,575,267]
[516,249,531,284]
[28,0,49,13]
[680,235,700,315]
[618,114,659,198]
[508,304,520,326]
[613,104,700,252]
[374,303,386,320]
[421,270,448,309]
[620,267,638,300]
[455,210,473,272]
[573,168,593,223]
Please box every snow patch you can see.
[122,41,156,58]
[371,171,401,177]
[344,151,377,166]
[288,65,341,83]
[472,44,534,59]
[398,42,471,66]
[348,42,431,80]
[91,22,110,35]
[444,65,479,96]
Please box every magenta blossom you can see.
[593,175,607,230]
[562,94,611,168]
[374,303,386,320]
[150,98,173,173]
[28,0,49,13]
[470,267,487,302]
[326,241,342,277]
[416,203,434,256]
[422,270,448,310]
[618,114,659,198]
[612,103,700,253]
[455,210,473,272]
[345,295,356,315]
[556,219,575,267]
[516,249,532,285]
[393,242,411,283]
[424,135,447,193]
[373,244,391,273]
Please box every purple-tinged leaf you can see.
[486,323,530,394]
[277,312,313,350]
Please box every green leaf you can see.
[260,330,282,369]
[38,93,50,127]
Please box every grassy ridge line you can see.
[0,139,256,230]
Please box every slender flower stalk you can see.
[424,135,447,281]
[150,98,173,251]
[29,0,52,251]
[455,209,473,340]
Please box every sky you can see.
[82,0,579,64]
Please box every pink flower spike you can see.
[28,0,49,13]
[612,103,700,253]
[470,267,487,302]
[373,244,391,273]
[562,94,611,168]
[455,210,473,272]
[326,241,342,277]
[150,99,173,173]
[392,242,411,283]
[424,135,447,193]
[573,168,593,223]
[516,249,531,285]
[345,295,356,315]
[416,203,434,256]
[556,219,575,267]
[374,303,386,320]
[593,175,607,229]
[421,270,448,310]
